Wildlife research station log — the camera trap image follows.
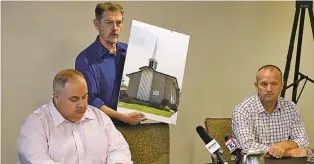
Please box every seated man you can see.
[232,64,310,158]
[17,69,132,164]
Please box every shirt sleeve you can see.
[75,55,105,109]
[289,104,310,148]
[17,114,60,164]
[232,105,270,152]
[104,119,133,164]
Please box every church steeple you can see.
[148,38,158,70]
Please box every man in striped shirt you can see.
[232,64,310,158]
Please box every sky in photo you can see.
[122,20,190,89]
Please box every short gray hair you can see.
[53,69,84,93]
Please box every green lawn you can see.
[118,101,173,118]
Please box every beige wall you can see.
[0,1,2,162]
[2,1,314,164]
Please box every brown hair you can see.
[95,2,124,21]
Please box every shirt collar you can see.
[48,100,65,126]
[48,99,96,126]
[276,99,282,111]
[92,35,127,60]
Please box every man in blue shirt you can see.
[75,2,146,125]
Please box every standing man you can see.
[232,64,310,158]
[75,2,146,125]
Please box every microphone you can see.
[196,126,228,164]
[224,135,242,164]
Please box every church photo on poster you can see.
[117,20,190,125]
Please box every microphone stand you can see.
[281,0,314,104]
[216,152,228,164]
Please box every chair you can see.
[204,118,232,163]
[116,123,170,164]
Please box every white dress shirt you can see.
[17,100,133,164]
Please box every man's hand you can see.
[99,105,147,125]
[123,111,146,125]
[284,148,307,158]
[268,142,291,158]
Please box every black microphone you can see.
[224,135,242,164]
[196,126,228,164]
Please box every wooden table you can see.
[264,157,311,164]
[218,157,312,164]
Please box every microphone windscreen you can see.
[196,126,212,144]
[224,136,230,141]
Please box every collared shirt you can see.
[75,36,127,111]
[17,100,133,164]
[232,95,310,152]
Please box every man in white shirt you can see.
[17,69,132,164]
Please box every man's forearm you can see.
[283,148,308,157]
[282,141,298,150]
[283,149,293,157]
[100,105,125,122]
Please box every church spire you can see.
[148,37,158,70]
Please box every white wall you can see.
[2,2,313,164]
